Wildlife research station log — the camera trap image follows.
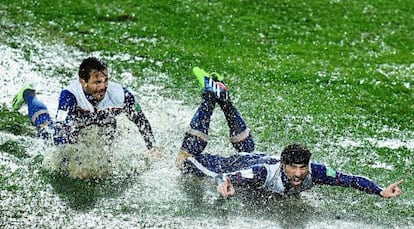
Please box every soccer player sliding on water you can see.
[177,67,403,199]
[12,57,161,179]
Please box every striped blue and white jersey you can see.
[183,152,384,196]
[52,80,155,148]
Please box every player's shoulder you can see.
[310,162,337,179]
[310,162,325,168]
[59,89,76,98]
[310,162,328,175]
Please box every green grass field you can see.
[1,0,413,227]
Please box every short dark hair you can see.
[78,57,107,82]
[281,143,312,165]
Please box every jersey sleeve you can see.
[223,164,268,188]
[56,89,78,122]
[123,88,156,149]
[311,163,384,195]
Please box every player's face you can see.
[82,69,109,101]
[284,163,309,187]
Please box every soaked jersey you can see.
[183,152,384,196]
[50,80,155,148]
[56,81,126,127]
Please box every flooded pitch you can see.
[1,37,413,228]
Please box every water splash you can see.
[1,34,413,228]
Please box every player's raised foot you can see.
[193,66,210,89]
[192,67,228,101]
[11,84,35,111]
[210,71,224,82]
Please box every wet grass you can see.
[0,105,34,136]
[1,1,413,131]
[0,140,29,159]
[0,0,413,227]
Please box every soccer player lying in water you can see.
[176,67,403,199]
[12,57,160,178]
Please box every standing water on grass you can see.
[1,38,413,228]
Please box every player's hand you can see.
[380,179,403,198]
[216,176,235,198]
